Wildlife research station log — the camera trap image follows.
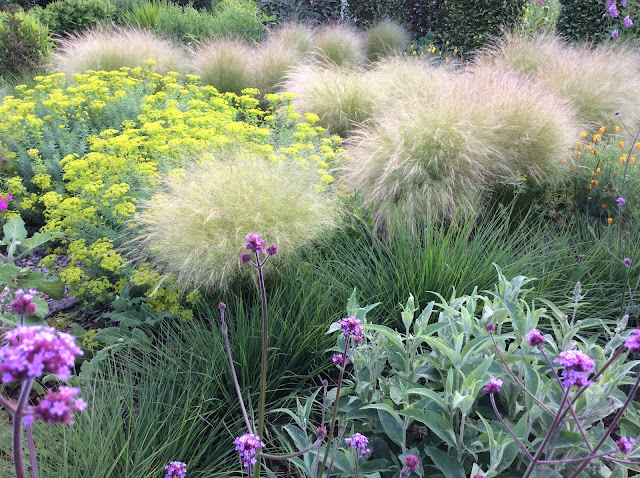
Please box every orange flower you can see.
[592,135,598,142]
[608,217,613,224]
[602,203,607,208]
[636,142,640,148]
[586,144,593,150]
[591,150,596,155]
[594,180,599,185]
[619,141,625,148]
[577,151,582,156]
[561,159,568,164]
[616,126,621,132]
[589,184,593,189]
[632,157,637,164]
[596,167,601,173]
[599,126,606,133]
[577,142,582,147]
[580,131,587,137]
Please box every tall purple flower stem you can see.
[255,250,269,477]
[13,379,33,478]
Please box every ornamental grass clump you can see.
[312,23,365,67]
[281,63,380,137]
[53,27,187,77]
[191,38,254,95]
[253,38,303,97]
[266,21,314,56]
[475,31,640,130]
[364,19,410,63]
[135,153,335,290]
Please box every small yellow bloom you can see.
[608,217,613,224]
[599,126,606,133]
[596,167,601,173]
[580,131,587,137]
[616,126,621,132]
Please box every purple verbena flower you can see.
[345,433,370,457]
[218,302,226,310]
[578,254,585,261]
[11,289,37,315]
[0,326,83,383]
[621,0,627,6]
[484,376,503,394]
[625,329,640,352]
[617,437,635,454]
[616,110,621,115]
[244,233,266,254]
[555,350,595,387]
[338,316,364,343]
[24,386,86,425]
[624,15,634,27]
[624,257,632,266]
[165,461,187,478]
[525,329,547,347]
[266,244,278,255]
[617,197,626,207]
[404,455,420,471]
[609,2,619,17]
[240,253,252,264]
[332,353,344,365]
[612,29,620,38]
[233,433,264,468]
[485,323,495,332]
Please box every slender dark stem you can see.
[568,372,640,478]
[539,348,592,453]
[325,424,347,478]
[259,437,324,460]
[318,339,350,477]
[0,394,16,414]
[26,423,39,478]
[13,379,32,478]
[539,450,616,465]
[490,394,533,460]
[490,332,554,416]
[313,382,329,478]
[220,307,253,434]
[256,252,269,478]
[523,387,570,478]
[355,454,359,478]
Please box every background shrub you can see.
[135,153,336,290]
[256,0,342,24]
[53,27,187,77]
[346,0,407,28]
[209,0,263,42]
[364,19,410,62]
[39,0,115,36]
[0,9,51,77]
[191,38,254,95]
[312,23,365,66]
[556,0,609,42]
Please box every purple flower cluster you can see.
[525,329,547,347]
[11,289,37,315]
[24,386,86,425]
[338,317,364,343]
[0,326,83,383]
[165,461,187,478]
[617,197,626,207]
[345,433,370,457]
[484,376,503,394]
[332,353,344,365]
[609,1,619,18]
[243,233,277,256]
[624,329,640,353]
[555,350,595,388]
[624,15,634,27]
[0,194,13,211]
[624,258,632,267]
[616,437,635,454]
[233,433,264,468]
[404,455,420,471]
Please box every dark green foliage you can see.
[257,0,342,24]
[557,0,609,41]
[403,0,527,53]
[346,0,408,28]
[0,10,51,77]
[39,0,115,36]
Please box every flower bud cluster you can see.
[24,386,87,425]
[233,433,265,468]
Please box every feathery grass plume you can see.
[363,56,451,111]
[266,21,314,56]
[342,81,508,232]
[53,26,187,77]
[134,152,335,290]
[475,32,640,130]
[313,23,365,67]
[364,19,410,63]
[281,62,380,137]
[459,66,581,181]
[253,38,303,97]
[191,38,254,95]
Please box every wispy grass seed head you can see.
[191,38,254,95]
[364,19,410,63]
[253,38,303,97]
[312,23,365,67]
[134,152,335,290]
[266,21,314,56]
[53,27,188,77]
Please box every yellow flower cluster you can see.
[0,67,340,311]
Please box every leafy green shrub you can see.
[256,0,342,24]
[210,0,263,42]
[191,38,254,95]
[313,23,365,67]
[475,32,640,131]
[0,9,51,77]
[39,0,115,36]
[53,27,187,77]
[364,19,410,62]
[135,153,336,290]
[522,0,560,34]
[556,0,609,42]
[118,0,168,29]
[282,63,380,136]
[346,0,407,27]
[153,3,221,43]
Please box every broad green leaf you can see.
[3,216,27,242]
[405,388,447,410]
[422,337,458,365]
[461,355,494,394]
[424,446,466,478]
[283,424,309,451]
[401,294,416,332]
[18,231,64,257]
[37,275,65,300]
[378,409,405,448]
[451,391,474,416]
[16,271,45,290]
[399,408,456,447]
[27,296,48,319]
[0,263,22,284]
